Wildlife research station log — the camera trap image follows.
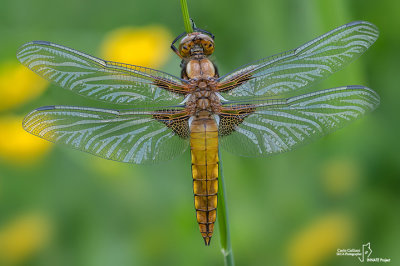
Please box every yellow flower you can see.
[0,62,48,112]
[320,158,361,197]
[287,213,355,266]
[0,61,50,164]
[0,213,51,265]
[0,115,51,164]
[100,25,172,68]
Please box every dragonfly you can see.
[17,21,379,246]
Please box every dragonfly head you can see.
[173,32,215,58]
[171,26,215,58]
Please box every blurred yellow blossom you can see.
[0,115,51,164]
[287,213,355,266]
[320,158,361,197]
[0,62,48,112]
[100,25,172,68]
[0,213,51,265]
[0,61,50,164]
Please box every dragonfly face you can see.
[178,32,215,57]
[17,21,380,246]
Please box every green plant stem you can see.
[179,0,231,264]
[180,0,193,33]
[218,150,234,266]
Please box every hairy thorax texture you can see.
[184,57,221,116]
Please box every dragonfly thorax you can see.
[185,58,216,79]
[182,51,221,116]
[186,89,221,116]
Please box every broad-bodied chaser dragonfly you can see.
[17,21,379,245]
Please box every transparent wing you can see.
[23,106,190,164]
[219,86,379,157]
[217,21,379,100]
[17,41,189,107]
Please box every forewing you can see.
[17,41,189,106]
[23,106,190,164]
[217,21,379,99]
[219,86,379,157]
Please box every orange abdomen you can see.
[190,116,219,246]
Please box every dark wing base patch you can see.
[153,111,190,138]
[218,106,255,136]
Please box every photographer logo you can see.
[336,242,390,263]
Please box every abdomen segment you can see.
[190,116,219,246]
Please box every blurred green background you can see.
[0,0,399,265]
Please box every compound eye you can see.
[202,40,214,55]
[179,42,192,57]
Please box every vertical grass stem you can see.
[180,0,193,33]
[218,150,234,266]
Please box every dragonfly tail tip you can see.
[203,236,211,246]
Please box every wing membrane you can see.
[219,86,379,157]
[23,106,189,164]
[218,21,379,99]
[17,41,189,106]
